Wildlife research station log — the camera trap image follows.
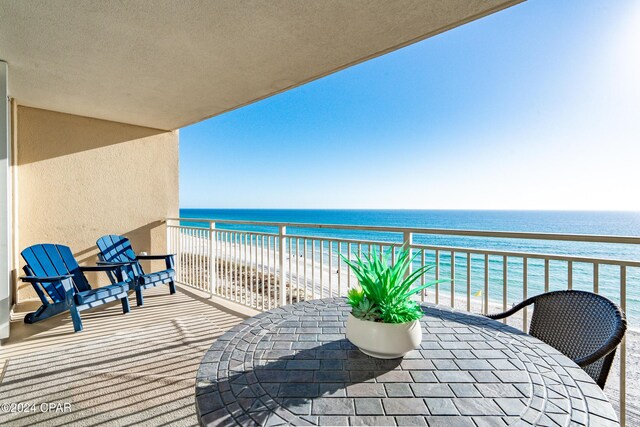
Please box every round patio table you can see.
[195,298,619,427]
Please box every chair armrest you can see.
[96,260,136,266]
[575,316,627,367]
[137,253,175,269]
[485,295,538,321]
[21,274,76,299]
[20,274,73,283]
[81,264,132,282]
[136,254,175,260]
[79,265,124,272]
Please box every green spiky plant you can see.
[342,247,445,324]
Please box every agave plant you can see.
[342,247,445,324]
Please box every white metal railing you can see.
[166,217,638,426]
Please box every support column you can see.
[0,61,11,340]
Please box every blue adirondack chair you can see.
[21,244,131,332]
[96,235,176,306]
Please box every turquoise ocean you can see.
[180,209,640,323]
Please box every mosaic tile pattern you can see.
[196,298,619,426]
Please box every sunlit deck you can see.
[1,281,637,425]
[0,286,253,426]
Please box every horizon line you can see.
[179,207,640,213]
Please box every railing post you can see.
[522,257,528,331]
[165,219,171,254]
[484,254,489,315]
[208,221,215,298]
[620,265,627,427]
[403,231,413,279]
[166,219,173,283]
[279,226,287,307]
[176,221,182,283]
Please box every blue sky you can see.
[180,0,640,210]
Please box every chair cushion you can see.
[75,282,129,305]
[138,269,175,287]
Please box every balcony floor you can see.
[0,285,254,426]
[1,285,638,426]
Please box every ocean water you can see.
[179,209,640,322]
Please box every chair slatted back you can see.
[21,244,91,303]
[96,235,144,282]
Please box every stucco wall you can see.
[15,106,179,301]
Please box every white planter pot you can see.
[345,313,422,359]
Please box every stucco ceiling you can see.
[0,0,522,130]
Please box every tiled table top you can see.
[195,298,618,427]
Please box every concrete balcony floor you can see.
[0,285,255,426]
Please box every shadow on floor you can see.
[0,285,247,427]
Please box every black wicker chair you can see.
[486,290,626,388]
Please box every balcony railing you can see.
[166,217,638,426]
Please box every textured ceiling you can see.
[0,0,523,130]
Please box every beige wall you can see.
[14,106,179,301]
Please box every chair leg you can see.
[121,296,131,314]
[70,305,83,332]
[135,287,144,306]
[24,301,69,324]
[169,280,176,295]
